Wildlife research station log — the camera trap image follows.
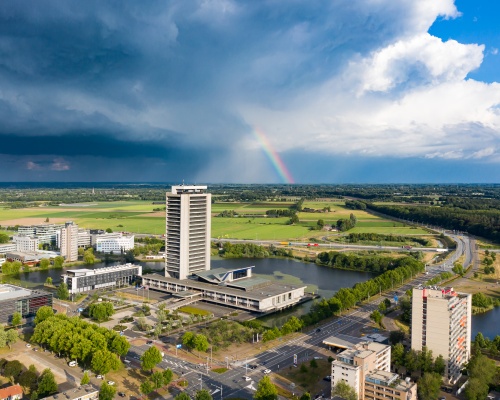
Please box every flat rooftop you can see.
[65,263,140,276]
[143,273,306,301]
[323,334,365,349]
[0,284,31,301]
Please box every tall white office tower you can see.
[165,185,211,280]
[60,221,79,262]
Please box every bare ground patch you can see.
[0,217,68,226]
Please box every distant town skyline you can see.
[0,0,499,183]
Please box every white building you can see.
[18,224,63,245]
[77,229,91,248]
[95,234,134,253]
[165,185,211,280]
[0,243,16,254]
[12,236,40,252]
[59,222,79,262]
[90,231,122,246]
[411,286,472,383]
[61,264,142,294]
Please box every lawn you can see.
[0,199,429,239]
[279,358,331,394]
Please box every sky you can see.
[1,0,500,183]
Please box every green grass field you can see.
[0,199,430,239]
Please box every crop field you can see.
[0,199,430,239]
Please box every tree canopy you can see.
[332,381,357,400]
[141,346,163,372]
[254,376,278,400]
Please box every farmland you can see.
[0,199,430,240]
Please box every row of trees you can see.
[392,344,446,375]
[261,316,303,342]
[346,232,430,246]
[316,252,418,274]
[366,202,500,243]
[301,257,424,326]
[345,200,367,210]
[474,332,500,355]
[31,307,130,375]
[0,359,57,399]
[1,255,65,275]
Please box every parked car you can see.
[118,393,126,397]
[107,381,115,386]
[243,376,251,381]
[96,375,103,380]
[68,361,77,367]
[25,343,31,348]
[323,376,332,381]
[263,369,271,374]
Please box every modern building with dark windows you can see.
[61,263,142,294]
[0,284,53,324]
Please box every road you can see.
[124,232,475,399]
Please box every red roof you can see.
[0,385,23,399]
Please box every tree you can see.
[81,371,90,385]
[99,381,116,400]
[18,370,38,393]
[370,310,383,326]
[53,256,64,269]
[45,277,53,285]
[389,331,405,345]
[331,381,357,400]
[150,371,165,389]
[162,369,173,386]
[195,389,213,400]
[89,302,114,322]
[6,329,18,349]
[378,301,387,314]
[84,248,96,265]
[417,372,441,400]
[193,333,209,353]
[433,355,446,375]
[310,358,318,368]
[0,233,9,243]
[141,346,162,372]
[182,331,195,349]
[300,393,311,400]
[4,360,24,382]
[254,376,278,400]
[91,349,121,375]
[140,380,154,396]
[37,369,58,397]
[12,312,22,330]
[39,258,50,270]
[317,219,325,229]
[474,332,487,348]
[56,282,69,300]
[34,306,54,325]
[109,335,130,356]
[391,343,405,367]
[175,393,191,400]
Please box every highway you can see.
[126,232,474,399]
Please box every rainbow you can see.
[253,127,294,184]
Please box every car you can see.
[323,376,332,381]
[124,359,131,364]
[96,375,103,379]
[33,347,38,352]
[25,343,31,348]
[313,356,322,360]
[146,340,153,345]
[249,365,257,370]
[316,328,321,333]
[68,361,77,367]
[263,369,271,374]
[118,393,126,397]
[107,381,115,386]
[243,376,251,381]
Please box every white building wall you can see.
[13,236,40,252]
[95,235,134,253]
[331,361,361,397]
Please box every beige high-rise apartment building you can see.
[165,185,211,280]
[411,286,472,383]
[60,221,79,262]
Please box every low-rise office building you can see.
[0,284,52,324]
[95,234,134,253]
[5,251,55,265]
[61,263,142,294]
[18,224,63,245]
[0,384,23,400]
[142,266,307,313]
[77,228,91,247]
[12,235,40,252]
[0,243,16,254]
